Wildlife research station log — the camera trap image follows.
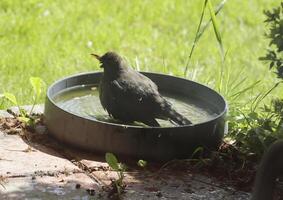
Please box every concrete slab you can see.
[0,110,12,118]
[0,173,99,200]
[57,146,250,199]
[8,104,44,115]
[0,111,101,199]
[0,131,80,176]
[87,167,250,199]
[122,175,250,200]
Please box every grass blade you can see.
[183,0,227,77]
[183,0,208,77]
[207,0,227,93]
[251,92,264,111]
[196,0,227,44]
[229,80,261,100]
[230,77,248,93]
[207,0,224,56]
[252,81,283,111]
[105,153,119,171]
[3,92,18,106]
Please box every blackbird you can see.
[91,51,192,127]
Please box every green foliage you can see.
[29,77,45,115]
[1,77,45,127]
[105,152,120,171]
[3,92,18,105]
[0,94,3,108]
[229,98,283,156]
[137,159,147,168]
[260,3,283,79]
[2,92,26,118]
[207,0,224,56]
[30,77,45,102]
[0,1,281,107]
[228,3,283,158]
[105,153,126,198]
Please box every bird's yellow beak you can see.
[91,53,101,61]
[91,53,103,67]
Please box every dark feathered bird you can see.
[91,51,192,127]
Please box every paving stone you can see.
[0,110,12,118]
[0,131,80,176]
[41,125,251,199]
[48,139,251,199]
[8,104,44,115]
[0,173,99,200]
[88,168,250,200]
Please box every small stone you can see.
[75,183,81,189]
[31,176,36,180]
[156,191,162,198]
[86,188,95,196]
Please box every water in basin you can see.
[53,85,218,127]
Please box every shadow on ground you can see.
[0,114,251,200]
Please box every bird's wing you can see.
[117,69,160,100]
[109,70,164,119]
[111,78,157,102]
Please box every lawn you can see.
[0,0,281,108]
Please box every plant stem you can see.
[183,0,207,78]
[29,97,37,116]
[253,81,283,111]
[183,0,227,78]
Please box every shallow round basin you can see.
[44,72,227,161]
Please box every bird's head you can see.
[91,51,124,70]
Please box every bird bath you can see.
[44,72,227,161]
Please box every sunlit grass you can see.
[0,0,281,108]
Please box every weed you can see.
[105,153,126,199]
[29,77,45,115]
[228,99,283,157]
[1,77,45,129]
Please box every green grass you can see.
[0,0,282,108]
